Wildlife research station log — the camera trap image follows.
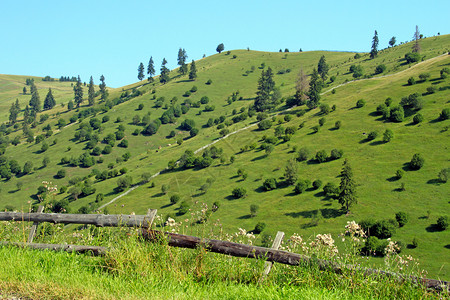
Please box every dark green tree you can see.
[189,60,197,80]
[99,75,108,100]
[43,88,56,110]
[317,55,329,81]
[137,62,145,81]
[307,68,323,109]
[29,89,41,116]
[73,76,83,107]
[160,58,170,84]
[147,57,155,82]
[88,76,95,106]
[253,67,275,112]
[8,101,19,124]
[216,43,225,53]
[370,30,379,59]
[338,159,357,213]
[177,48,188,75]
[389,36,396,47]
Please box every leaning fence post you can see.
[27,205,44,244]
[259,231,284,282]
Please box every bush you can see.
[364,236,389,256]
[418,73,430,82]
[312,179,322,190]
[436,216,448,231]
[383,129,394,143]
[56,169,66,179]
[189,128,199,137]
[250,204,259,217]
[296,147,309,161]
[438,168,449,183]
[407,77,416,85]
[254,222,266,234]
[96,193,104,203]
[356,99,365,108]
[409,153,424,170]
[367,131,378,141]
[318,117,326,126]
[294,180,310,194]
[375,64,386,74]
[395,212,408,227]
[334,120,342,129]
[232,187,247,199]
[319,103,330,115]
[396,169,404,179]
[372,220,396,239]
[413,113,424,124]
[426,86,437,94]
[206,79,212,85]
[440,108,450,120]
[170,194,181,204]
[323,182,338,197]
[263,178,277,191]
[404,52,421,63]
[315,150,328,163]
[330,149,343,160]
[258,119,272,130]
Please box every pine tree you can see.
[253,67,276,112]
[14,99,20,112]
[138,62,145,81]
[412,25,421,53]
[177,48,188,75]
[370,30,379,59]
[73,76,83,107]
[9,101,19,124]
[317,55,329,81]
[43,88,56,110]
[307,68,323,109]
[189,60,197,80]
[147,57,155,82]
[88,76,95,106]
[294,68,309,105]
[30,82,37,94]
[29,90,41,115]
[338,159,357,213]
[389,36,396,47]
[23,87,27,94]
[23,105,31,123]
[99,75,108,100]
[160,58,170,84]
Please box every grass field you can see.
[0,34,449,280]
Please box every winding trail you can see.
[98,53,449,210]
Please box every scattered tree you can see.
[160,58,170,84]
[370,30,379,59]
[338,159,357,213]
[147,57,155,82]
[317,55,329,81]
[253,68,276,111]
[177,48,188,75]
[88,76,95,106]
[409,153,424,170]
[307,68,323,108]
[412,25,421,53]
[137,62,145,81]
[216,43,225,54]
[389,36,396,47]
[43,88,56,110]
[189,60,197,80]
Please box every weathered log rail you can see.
[0,241,107,256]
[0,210,157,228]
[142,229,450,292]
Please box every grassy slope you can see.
[0,35,449,279]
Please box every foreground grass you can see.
[0,225,443,300]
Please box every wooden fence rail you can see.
[142,229,450,292]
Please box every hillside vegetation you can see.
[0,34,449,280]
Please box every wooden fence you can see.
[0,208,448,292]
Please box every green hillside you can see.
[0,34,449,279]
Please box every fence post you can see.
[27,205,44,243]
[259,231,284,282]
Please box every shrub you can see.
[375,64,386,74]
[396,169,404,179]
[200,96,209,104]
[258,119,272,130]
[364,236,389,256]
[356,99,366,108]
[367,131,378,141]
[440,68,450,79]
[311,125,320,133]
[118,139,128,148]
[404,52,421,63]
[178,201,190,216]
[294,180,310,194]
[318,117,326,126]
[254,222,266,234]
[438,168,449,183]
[96,193,104,203]
[436,216,448,231]
[395,212,408,227]
[418,73,430,82]
[334,120,342,129]
[426,86,437,94]
[372,220,396,239]
[206,79,212,85]
[319,103,330,115]
[312,179,322,190]
[330,149,343,160]
[189,128,199,137]
[413,113,424,124]
[407,77,416,85]
[323,182,338,197]
[263,178,277,191]
[250,204,259,217]
[56,169,66,179]
[315,150,328,163]
[440,108,450,120]
[190,86,197,93]
[170,194,180,204]
[409,153,424,170]
[296,147,309,161]
[383,129,394,143]
[232,187,247,199]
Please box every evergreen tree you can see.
[29,89,41,115]
[9,101,19,124]
[99,75,108,100]
[389,36,396,47]
[307,68,323,109]
[338,159,357,213]
[317,55,329,81]
[294,68,309,105]
[43,88,56,110]
[73,76,83,107]
[147,57,155,82]
[412,25,421,53]
[23,87,27,94]
[160,58,170,84]
[88,76,95,106]
[370,30,379,59]
[137,62,145,81]
[177,48,188,75]
[23,105,31,123]
[15,99,20,112]
[189,60,197,80]
[30,82,37,94]
[253,67,276,112]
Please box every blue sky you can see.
[1,0,449,87]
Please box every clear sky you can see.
[1,0,449,88]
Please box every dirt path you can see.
[98,53,449,210]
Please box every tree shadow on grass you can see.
[285,208,344,219]
[254,186,266,193]
[237,214,251,220]
[425,224,443,233]
[224,195,235,201]
[370,141,385,146]
[386,176,400,182]
[251,155,266,162]
[160,203,172,209]
[444,244,450,250]
[427,178,442,185]
[152,192,165,198]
